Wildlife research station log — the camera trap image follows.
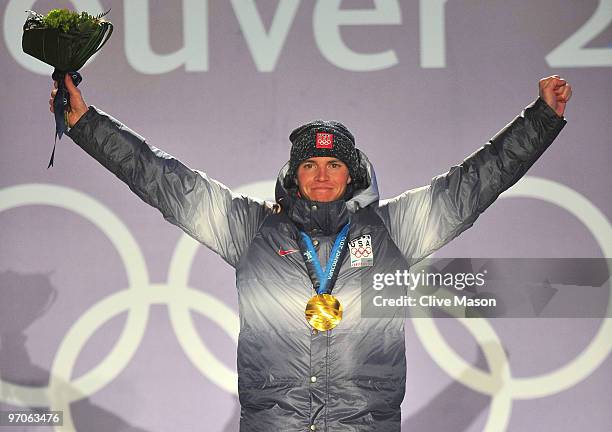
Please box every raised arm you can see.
[51,74,271,267]
[378,76,571,263]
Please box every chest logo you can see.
[349,234,373,267]
[278,248,299,256]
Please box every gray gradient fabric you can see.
[66,98,565,431]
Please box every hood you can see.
[274,150,380,235]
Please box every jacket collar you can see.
[282,193,349,236]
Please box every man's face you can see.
[296,157,351,202]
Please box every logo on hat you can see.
[316,132,333,149]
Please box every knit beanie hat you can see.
[285,120,363,190]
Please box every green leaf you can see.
[39,8,106,33]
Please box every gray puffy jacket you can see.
[67,98,565,431]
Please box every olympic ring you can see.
[503,177,612,397]
[0,184,239,432]
[167,233,240,394]
[0,185,149,405]
[351,246,371,258]
[412,176,612,431]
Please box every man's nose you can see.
[315,167,329,181]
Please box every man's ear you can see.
[347,176,352,184]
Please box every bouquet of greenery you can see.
[22,9,113,167]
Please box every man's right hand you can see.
[49,73,88,128]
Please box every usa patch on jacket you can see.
[349,234,373,267]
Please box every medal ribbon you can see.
[299,223,350,295]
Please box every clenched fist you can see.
[539,75,572,118]
[49,73,88,128]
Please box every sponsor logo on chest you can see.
[349,234,373,267]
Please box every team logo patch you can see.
[316,132,333,149]
[349,234,373,267]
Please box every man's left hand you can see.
[539,75,572,118]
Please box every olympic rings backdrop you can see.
[1,1,611,431]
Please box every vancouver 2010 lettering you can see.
[4,0,610,75]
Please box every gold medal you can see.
[305,294,343,331]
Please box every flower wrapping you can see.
[22,9,113,167]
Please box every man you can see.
[50,75,571,431]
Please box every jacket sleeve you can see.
[378,98,566,264]
[66,106,271,267]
